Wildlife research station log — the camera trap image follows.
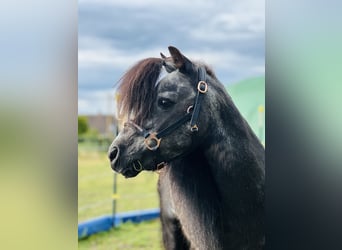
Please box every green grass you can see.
[78,220,163,250]
[78,143,162,249]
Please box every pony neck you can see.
[202,96,265,206]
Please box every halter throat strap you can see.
[190,66,207,131]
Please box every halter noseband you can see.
[142,66,208,151]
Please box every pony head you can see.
[108,46,214,177]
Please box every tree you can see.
[78,116,89,135]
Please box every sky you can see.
[78,0,265,115]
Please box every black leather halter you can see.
[142,66,208,151]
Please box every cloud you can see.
[79,0,213,9]
[78,45,166,70]
[78,0,263,48]
[78,89,117,115]
[189,12,264,43]
[78,0,265,114]
[78,99,90,111]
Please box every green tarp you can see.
[226,76,265,144]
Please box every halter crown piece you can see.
[143,66,208,151]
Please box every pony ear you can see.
[160,52,177,73]
[168,46,193,72]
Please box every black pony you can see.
[108,46,265,249]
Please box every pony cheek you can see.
[160,135,193,160]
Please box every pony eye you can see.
[158,98,175,109]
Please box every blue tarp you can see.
[78,208,160,239]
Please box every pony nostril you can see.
[109,146,120,162]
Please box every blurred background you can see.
[78,0,264,249]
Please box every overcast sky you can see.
[78,0,265,115]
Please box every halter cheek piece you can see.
[143,66,208,151]
[124,67,207,171]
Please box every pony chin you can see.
[116,158,164,178]
[113,159,143,178]
[119,167,141,178]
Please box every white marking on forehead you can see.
[155,67,168,87]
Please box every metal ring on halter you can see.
[144,133,161,151]
[190,124,199,132]
[155,162,166,174]
[187,105,194,113]
[132,160,143,171]
[197,81,208,93]
[157,162,166,171]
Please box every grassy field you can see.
[78,143,162,249]
[78,220,163,250]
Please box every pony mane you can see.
[195,61,218,80]
[117,57,217,125]
[117,57,163,125]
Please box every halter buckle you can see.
[144,132,161,151]
[197,81,208,93]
